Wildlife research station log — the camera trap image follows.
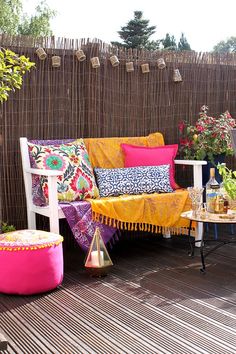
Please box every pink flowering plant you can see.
[178,105,236,163]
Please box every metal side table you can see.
[181,210,236,273]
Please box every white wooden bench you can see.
[20,137,207,245]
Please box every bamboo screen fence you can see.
[1,35,236,229]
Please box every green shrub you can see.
[1,221,16,233]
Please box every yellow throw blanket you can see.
[84,132,164,169]
[89,189,194,235]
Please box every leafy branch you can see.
[217,163,236,200]
[0,47,35,231]
[0,47,35,103]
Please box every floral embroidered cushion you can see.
[28,139,99,202]
[94,164,173,197]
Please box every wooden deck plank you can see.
[63,272,236,354]
[0,332,8,351]
[0,234,236,354]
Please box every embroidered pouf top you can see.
[0,229,64,295]
[0,229,63,251]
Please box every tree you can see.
[0,0,56,36]
[161,33,177,50]
[0,0,22,35]
[213,37,236,53]
[178,33,191,51]
[112,11,159,50]
[18,1,56,36]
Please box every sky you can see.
[22,0,236,52]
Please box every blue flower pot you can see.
[202,154,226,187]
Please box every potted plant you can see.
[178,105,236,185]
[0,47,35,233]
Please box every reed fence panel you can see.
[1,36,236,229]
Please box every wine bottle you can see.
[206,168,220,213]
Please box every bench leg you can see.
[48,176,60,234]
[27,210,36,229]
[49,216,60,234]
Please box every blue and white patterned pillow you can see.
[94,164,173,197]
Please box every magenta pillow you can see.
[121,144,178,189]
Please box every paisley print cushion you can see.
[28,139,99,202]
[94,164,173,197]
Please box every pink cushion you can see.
[0,230,64,295]
[121,144,178,189]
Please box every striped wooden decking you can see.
[0,231,236,354]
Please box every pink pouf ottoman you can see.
[0,230,64,295]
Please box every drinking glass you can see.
[187,187,204,217]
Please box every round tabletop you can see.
[181,210,236,224]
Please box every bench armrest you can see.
[25,168,60,218]
[174,159,207,188]
[174,159,207,166]
[25,168,63,177]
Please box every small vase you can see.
[202,153,226,187]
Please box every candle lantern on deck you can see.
[85,227,113,277]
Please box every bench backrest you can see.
[19,133,164,205]
[20,132,165,171]
[84,132,165,168]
